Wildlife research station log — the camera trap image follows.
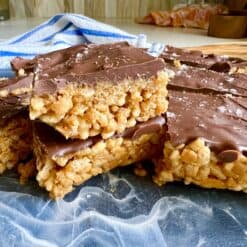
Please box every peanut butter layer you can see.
[33,116,166,198]
[153,138,247,193]
[29,42,168,140]
[0,112,32,174]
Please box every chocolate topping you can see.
[34,116,166,157]
[167,64,247,97]
[32,42,165,96]
[11,43,90,73]
[160,45,247,73]
[0,75,33,118]
[167,90,247,154]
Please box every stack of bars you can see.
[0,41,246,199]
[4,42,169,198]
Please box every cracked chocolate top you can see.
[160,45,247,73]
[167,65,247,97]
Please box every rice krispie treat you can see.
[154,89,247,192]
[14,42,169,140]
[0,76,33,174]
[0,113,32,174]
[33,116,166,198]
[160,45,247,73]
[0,76,33,117]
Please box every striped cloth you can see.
[0,14,165,76]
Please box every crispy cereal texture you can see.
[34,132,164,199]
[0,114,32,174]
[30,71,168,140]
[153,138,247,192]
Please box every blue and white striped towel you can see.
[0,13,165,76]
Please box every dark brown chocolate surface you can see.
[167,65,247,97]
[11,43,90,73]
[34,116,166,157]
[17,42,165,96]
[167,89,247,154]
[0,75,33,118]
[160,45,247,73]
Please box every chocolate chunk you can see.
[167,90,247,154]
[120,116,166,139]
[217,150,239,163]
[208,62,231,73]
[0,75,33,119]
[34,116,166,157]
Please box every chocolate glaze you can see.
[0,75,33,118]
[11,43,90,73]
[160,45,247,73]
[34,116,166,157]
[167,90,247,154]
[32,42,165,96]
[167,64,247,97]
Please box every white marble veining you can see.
[0,17,246,46]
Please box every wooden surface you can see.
[189,42,247,59]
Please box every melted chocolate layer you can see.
[167,90,247,153]
[34,116,166,157]
[0,75,33,118]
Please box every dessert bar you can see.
[14,42,169,140]
[154,90,247,192]
[153,55,247,192]
[33,117,165,198]
[0,76,33,174]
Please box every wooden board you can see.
[188,42,247,59]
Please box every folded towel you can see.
[0,13,140,72]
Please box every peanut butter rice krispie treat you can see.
[14,42,169,140]
[0,76,33,174]
[153,86,247,192]
[160,45,247,74]
[33,116,166,198]
[0,113,32,174]
[154,53,247,192]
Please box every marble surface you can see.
[0,167,246,246]
[0,17,247,46]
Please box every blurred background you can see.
[7,0,224,19]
